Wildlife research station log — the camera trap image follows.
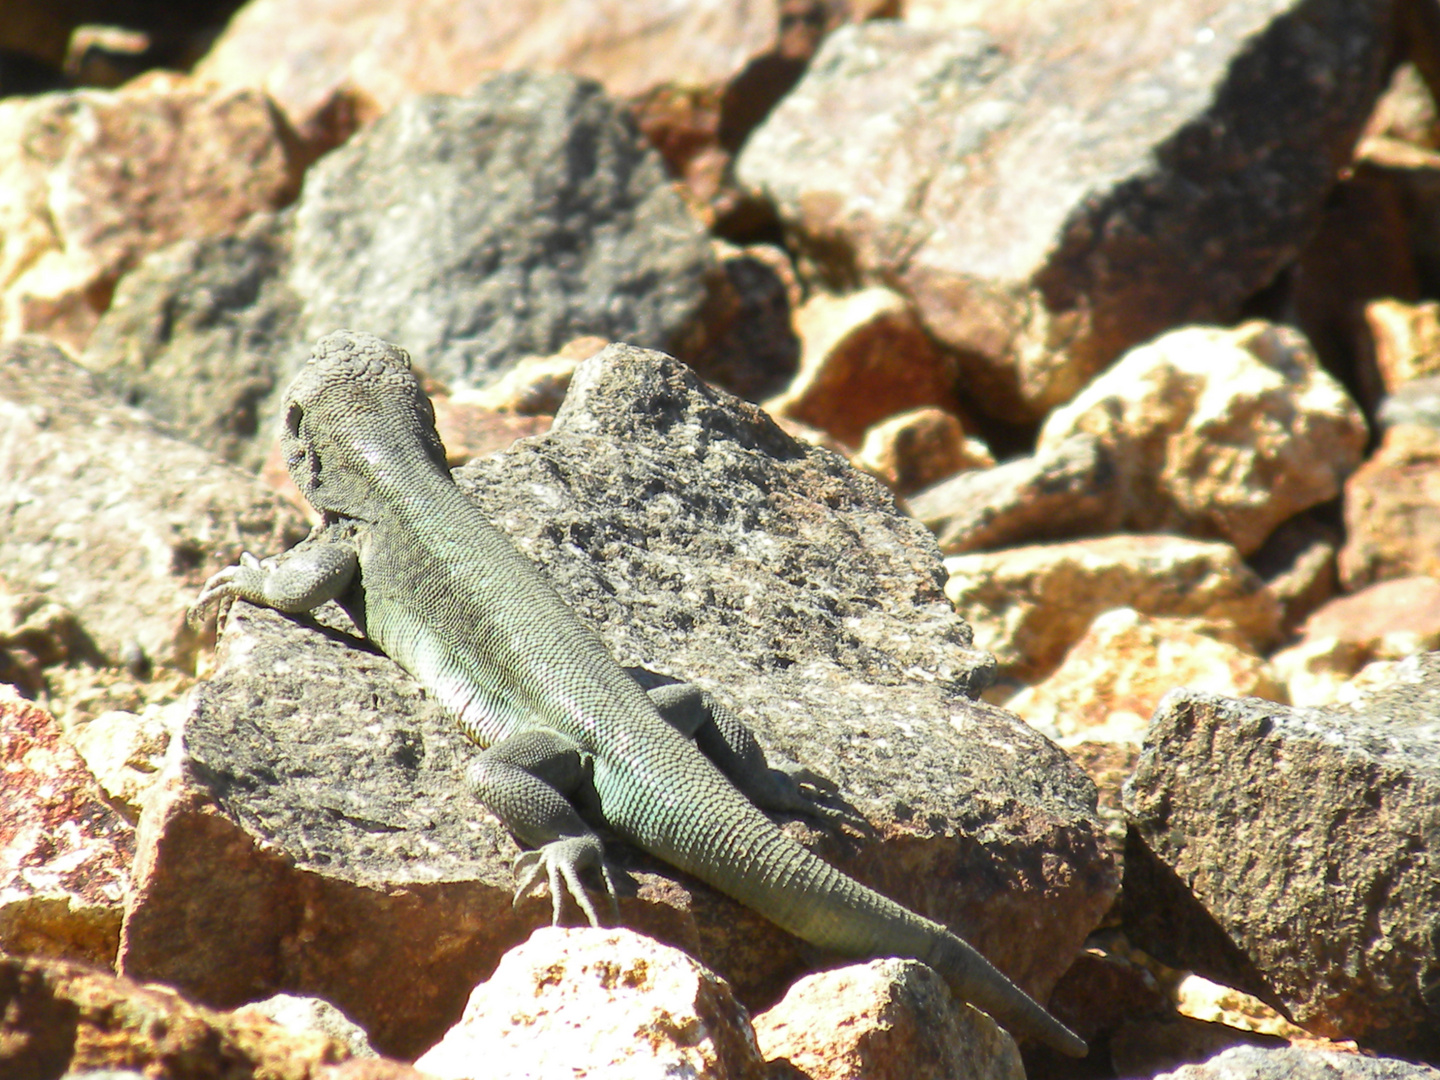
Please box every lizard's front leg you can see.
[189,532,360,623]
[466,728,619,928]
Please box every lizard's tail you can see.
[668,813,1088,1056]
[922,921,1089,1058]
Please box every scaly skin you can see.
[193,330,1087,1057]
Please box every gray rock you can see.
[81,212,306,469]
[1153,1045,1440,1080]
[737,6,1392,420]
[906,433,1120,555]
[1124,668,1440,1061]
[0,337,308,671]
[128,344,1114,1057]
[290,72,715,388]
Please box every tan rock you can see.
[1007,608,1283,744]
[1339,424,1440,588]
[0,73,302,350]
[854,407,992,496]
[944,535,1282,682]
[0,951,412,1080]
[752,958,1024,1080]
[67,704,180,817]
[414,927,768,1080]
[768,287,958,448]
[1365,298,1440,394]
[0,689,133,968]
[1039,322,1367,556]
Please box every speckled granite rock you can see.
[1124,669,1440,1061]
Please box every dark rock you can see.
[1123,675,1440,1060]
[289,72,715,390]
[1247,512,1341,634]
[123,343,1114,1058]
[82,212,305,469]
[0,337,309,670]
[737,4,1393,420]
[907,433,1120,555]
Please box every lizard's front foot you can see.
[187,552,267,627]
[512,835,620,928]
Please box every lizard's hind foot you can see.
[513,836,620,928]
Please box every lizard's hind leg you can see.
[466,729,619,927]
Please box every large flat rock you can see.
[122,344,1114,1058]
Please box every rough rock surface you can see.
[910,432,1120,555]
[1124,674,1440,1060]
[1340,424,1440,589]
[1151,1045,1440,1080]
[0,337,308,670]
[1007,608,1281,745]
[0,951,424,1080]
[767,287,960,447]
[414,927,768,1080]
[121,345,1113,1057]
[0,72,301,350]
[81,213,304,469]
[0,690,133,968]
[1037,321,1367,557]
[944,535,1282,682]
[289,72,714,389]
[752,957,1024,1080]
[737,5,1392,419]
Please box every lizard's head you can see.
[281,330,451,519]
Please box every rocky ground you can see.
[2,1,1440,1078]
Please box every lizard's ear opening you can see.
[284,402,303,439]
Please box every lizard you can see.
[191,329,1088,1057]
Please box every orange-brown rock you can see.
[0,951,430,1080]
[1340,424,1440,588]
[1366,298,1440,394]
[0,72,303,350]
[414,928,768,1080]
[752,958,1024,1080]
[194,0,883,144]
[854,406,992,496]
[1271,576,1440,705]
[0,690,133,968]
[944,535,1282,682]
[1007,608,1283,744]
[767,287,959,448]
